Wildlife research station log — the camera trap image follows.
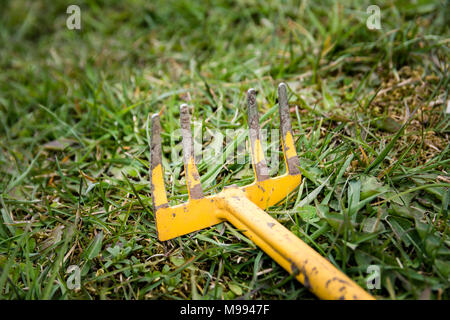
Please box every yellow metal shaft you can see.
[216,188,375,300]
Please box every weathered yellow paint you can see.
[283,131,297,159]
[156,173,301,241]
[156,198,224,241]
[156,173,300,239]
[216,188,375,300]
[155,183,375,300]
[252,139,265,164]
[186,157,201,188]
[243,173,301,208]
[151,164,168,207]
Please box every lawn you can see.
[0,0,448,300]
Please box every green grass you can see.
[0,0,449,300]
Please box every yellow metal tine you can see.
[278,83,301,175]
[180,104,204,200]
[247,89,270,181]
[150,114,169,211]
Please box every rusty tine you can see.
[150,85,375,300]
[278,83,301,175]
[247,88,270,181]
[150,114,168,211]
[180,104,204,200]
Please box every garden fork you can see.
[149,83,375,300]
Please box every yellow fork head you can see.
[150,83,302,241]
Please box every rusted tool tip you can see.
[180,104,191,131]
[247,88,257,104]
[278,84,288,116]
[278,83,288,105]
[180,103,189,112]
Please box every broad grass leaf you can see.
[86,231,104,260]
[435,260,450,278]
[170,256,185,267]
[375,117,401,133]
[297,205,318,222]
[360,175,389,200]
[228,283,242,296]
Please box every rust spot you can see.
[286,156,301,175]
[339,295,345,300]
[254,161,270,181]
[325,277,350,288]
[172,213,176,217]
[339,286,346,292]
[247,89,257,105]
[290,262,311,290]
[189,184,203,200]
[290,262,300,277]
[301,267,311,289]
[267,222,275,228]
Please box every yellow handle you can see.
[216,188,375,300]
